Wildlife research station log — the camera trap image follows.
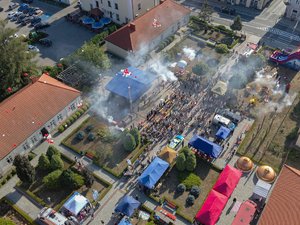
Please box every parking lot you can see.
[0,0,95,66]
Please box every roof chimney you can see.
[128,22,136,32]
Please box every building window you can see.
[57,114,63,121]
[96,1,99,8]
[110,11,113,18]
[125,17,129,23]
[138,3,141,10]
[23,142,30,150]
[108,0,111,7]
[6,156,13,163]
[116,14,120,21]
[31,136,38,145]
[90,3,93,10]
[70,103,76,111]
[115,3,118,10]
[50,120,56,127]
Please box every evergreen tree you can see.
[230,15,242,31]
[13,155,35,183]
[38,153,50,171]
[176,153,186,171]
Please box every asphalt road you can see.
[182,0,300,49]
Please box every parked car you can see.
[22,0,34,3]
[9,3,19,10]
[17,14,27,23]
[168,135,184,150]
[18,3,29,12]
[34,21,50,30]
[28,45,39,52]
[30,17,42,26]
[8,11,17,19]
[221,7,236,15]
[34,9,43,16]
[21,17,32,26]
[39,38,52,47]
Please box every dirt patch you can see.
[157,159,220,221]
[0,200,30,225]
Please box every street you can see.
[182,0,300,49]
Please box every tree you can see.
[130,128,141,146]
[76,131,85,141]
[192,62,209,76]
[176,153,186,171]
[38,153,50,171]
[198,0,213,22]
[186,195,195,205]
[122,133,136,152]
[46,146,61,159]
[0,218,16,225]
[230,15,242,31]
[50,154,64,171]
[185,154,197,172]
[82,169,94,188]
[215,44,229,54]
[42,169,62,189]
[13,155,35,183]
[190,186,201,198]
[0,20,37,99]
[60,169,84,190]
[176,183,186,193]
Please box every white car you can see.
[9,33,19,39]
[7,11,16,19]
[28,45,40,52]
[9,3,19,10]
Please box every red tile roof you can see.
[259,165,300,225]
[0,75,80,159]
[105,0,190,52]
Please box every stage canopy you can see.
[105,67,155,101]
[115,195,141,217]
[158,146,177,164]
[118,218,132,225]
[216,126,231,140]
[138,157,169,189]
[195,190,228,225]
[253,180,272,199]
[62,192,89,216]
[213,165,242,198]
[188,135,222,158]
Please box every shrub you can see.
[185,154,197,172]
[190,186,200,198]
[58,125,65,133]
[50,154,64,171]
[82,105,88,111]
[192,62,209,76]
[72,114,78,120]
[186,195,195,205]
[28,153,35,161]
[122,133,136,152]
[38,153,50,170]
[88,133,96,141]
[60,169,84,190]
[86,125,94,132]
[11,169,16,175]
[215,44,229,54]
[6,174,12,180]
[42,169,62,189]
[178,172,201,189]
[78,108,85,114]
[176,183,186,193]
[130,128,141,146]
[46,146,61,159]
[0,218,16,225]
[176,153,186,171]
[81,169,94,188]
[76,131,85,141]
[69,116,75,123]
[66,119,72,126]
[1,179,6,185]
[75,111,81,117]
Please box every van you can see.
[212,114,236,131]
[38,207,68,225]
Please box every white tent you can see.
[63,192,89,215]
[177,60,188,69]
[253,180,272,199]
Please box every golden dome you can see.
[256,165,276,183]
[236,156,254,172]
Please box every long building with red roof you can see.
[0,75,81,174]
[105,0,190,58]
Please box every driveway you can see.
[0,0,95,66]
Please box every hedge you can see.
[16,184,47,207]
[4,198,38,225]
[229,38,240,49]
[92,173,112,201]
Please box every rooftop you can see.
[0,75,80,159]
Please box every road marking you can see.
[257,26,300,42]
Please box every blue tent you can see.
[115,195,140,217]
[215,126,231,140]
[118,218,132,225]
[138,157,169,189]
[105,67,155,101]
[188,135,222,158]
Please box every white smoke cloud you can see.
[183,47,196,61]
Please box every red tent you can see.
[195,190,228,225]
[213,165,242,197]
[231,200,257,225]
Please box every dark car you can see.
[22,0,33,3]
[17,14,27,23]
[30,17,41,26]
[21,17,31,26]
[34,22,50,30]
[39,38,52,47]
[221,7,236,15]
[0,7,3,12]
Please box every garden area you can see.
[62,116,145,177]
[0,199,31,225]
[152,148,220,222]
[16,147,111,210]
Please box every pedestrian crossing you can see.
[258,26,300,42]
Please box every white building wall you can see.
[0,96,81,175]
[81,0,159,24]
